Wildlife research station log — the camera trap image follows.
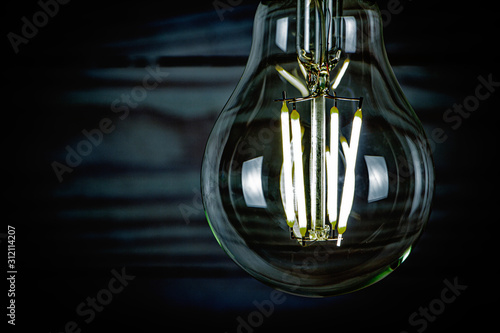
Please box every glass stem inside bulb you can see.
[310,95,327,239]
[303,0,333,242]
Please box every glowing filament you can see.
[327,106,339,228]
[281,102,295,227]
[291,109,308,236]
[337,108,363,246]
[332,59,350,90]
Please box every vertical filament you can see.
[327,106,339,228]
[337,108,362,246]
[281,101,295,227]
[291,108,308,236]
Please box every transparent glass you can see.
[201,0,434,297]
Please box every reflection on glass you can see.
[365,155,389,203]
[242,156,267,208]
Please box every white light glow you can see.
[291,110,308,236]
[280,102,295,227]
[332,59,350,90]
[327,106,339,226]
[337,108,362,246]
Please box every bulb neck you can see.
[296,0,345,95]
[300,62,331,96]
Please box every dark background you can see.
[2,0,498,332]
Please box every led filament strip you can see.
[277,93,363,247]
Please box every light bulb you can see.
[201,0,434,297]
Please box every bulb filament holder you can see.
[274,92,363,108]
[276,90,363,247]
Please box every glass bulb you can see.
[201,0,434,297]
